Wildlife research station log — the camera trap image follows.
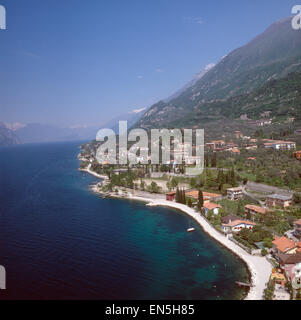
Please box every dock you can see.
[235,281,253,288]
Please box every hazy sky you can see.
[0,0,297,127]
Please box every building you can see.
[294,219,301,239]
[202,202,222,216]
[235,131,243,139]
[266,194,292,209]
[270,269,287,286]
[245,145,258,151]
[227,187,243,201]
[262,139,296,151]
[245,204,267,220]
[278,254,301,283]
[185,190,222,202]
[272,237,297,256]
[166,192,176,202]
[221,215,241,224]
[293,151,301,160]
[231,147,240,155]
[222,219,256,234]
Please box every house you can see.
[245,204,267,220]
[235,131,243,139]
[166,192,176,202]
[270,269,287,286]
[185,190,222,202]
[266,194,292,209]
[202,202,222,216]
[231,147,240,154]
[221,215,240,224]
[256,119,272,126]
[227,187,243,201]
[294,219,301,239]
[262,139,296,151]
[278,254,301,282]
[206,140,225,151]
[293,151,301,160]
[272,236,297,256]
[222,219,256,234]
[245,145,257,150]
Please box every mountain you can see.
[101,107,147,132]
[136,17,301,129]
[15,123,102,144]
[0,122,20,146]
[175,71,301,127]
[13,108,147,144]
[164,63,215,103]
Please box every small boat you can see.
[187,228,195,232]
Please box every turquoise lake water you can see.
[0,141,249,299]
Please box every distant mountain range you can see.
[136,17,301,129]
[2,108,146,145]
[0,122,20,146]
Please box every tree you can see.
[175,188,180,203]
[190,178,197,188]
[205,153,209,167]
[182,189,186,204]
[171,177,179,190]
[166,180,172,192]
[140,180,145,191]
[293,192,301,204]
[211,152,217,168]
[263,238,273,249]
[236,199,244,217]
[150,181,160,193]
[261,248,268,256]
[187,198,192,208]
[198,189,204,210]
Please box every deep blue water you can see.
[0,141,249,300]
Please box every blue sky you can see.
[0,0,297,127]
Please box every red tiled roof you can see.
[223,219,256,227]
[272,237,296,253]
[295,219,301,225]
[203,202,222,210]
[245,204,267,215]
[185,191,221,200]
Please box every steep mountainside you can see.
[136,17,301,129]
[171,72,301,127]
[0,122,20,146]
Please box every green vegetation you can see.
[217,148,301,191]
[263,279,275,300]
[235,226,273,249]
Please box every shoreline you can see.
[81,165,273,300]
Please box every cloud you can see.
[183,17,204,25]
[131,107,146,114]
[22,52,41,59]
[155,68,164,73]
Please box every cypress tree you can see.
[211,152,217,168]
[198,189,204,210]
[182,189,186,204]
[175,188,180,203]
